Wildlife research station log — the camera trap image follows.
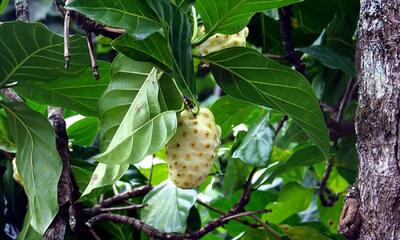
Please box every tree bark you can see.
[355,0,400,239]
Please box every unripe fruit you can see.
[197,27,249,56]
[166,108,221,189]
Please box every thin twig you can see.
[85,204,147,215]
[96,185,152,209]
[274,115,288,140]
[223,210,271,222]
[319,162,339,207]
[148,155,154,187]
[249,215,281,240]
[89,228,102,240]
[278,6,306,75]
[87,168,260,239]
[85,32,99,80]
[336,79,356,122]
[63,0,72,69]
[0,89,23,102]
[196,199,261,228]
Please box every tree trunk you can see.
[355,0,400,239]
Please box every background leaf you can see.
[0,102,61,234]
[67,116,100,147]
[66,0,160,39]
[195,0,302,35]
[0,21,89,86]
[95,68,177,165]
[0,0,8,14]
[233,115,274,167]
[141,180,197,233]
[210,96,260,138]
[15,61,110,117]
[264,182,313,223]
[298,46,356,77]
[205,47,330,159]
[112,33,172,71]
[148,0,195,98]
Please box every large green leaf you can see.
[0,102,61,234]
[148,0,196,98]
[0,110,16,152]
[67,116,100,147]
[95,68,178,165]
[264,182,313,223]
[195,0,302,36]
[0,21,89,86]
[81,163,129,197]
[298,46,356,77]
[205,47,330,159]
[99,54,180,151]
[112,33,172,71]
[210,95,261,138]
[254,145,325,187]
[14,61,110,117]
[141,180,197,232]
[81,55,181,197]
[66,0,160,39]
[233,115,275,167]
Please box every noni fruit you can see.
[166,108,221,189]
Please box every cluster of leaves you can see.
[0,0,359,239]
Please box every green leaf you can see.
[205,47,330,159]
[81,163,128,197]
[112,32,172,71]
[139,162,169,185]
[82,55,181,197]
[254,145,325,186]
[14,61,110,117]
[67,116,100,147]
[18,211,43,240]
[222,157,250,197]
[281,225,331,240]
[195,0,302,35]
[99,55,154,151]
[173,0,194,12]
[210,96,260,138]
[148,0,196,98]
[233,115,274,167]
[0,102,61,234]
[264,182,313,223]
[318,194,344,233]
[66,0,160,39]
[0,0,8,14]
[0,21,89,86]
[94,68,178,165]
[0,110,16,152]
[298,46,356,77]
[141,180,197,233]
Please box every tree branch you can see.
[278,6,306,75]
[45,107,80,239]
[15,0,29,22]
[86,168,262,239]
[196,199,261,228]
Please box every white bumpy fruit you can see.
[166,108,221,189]
[197,27,249,56]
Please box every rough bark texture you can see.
[356,0,400,239]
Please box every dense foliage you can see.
[0,0,359,239]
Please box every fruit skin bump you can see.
[196,27,249,56]
[166,108,221,189]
